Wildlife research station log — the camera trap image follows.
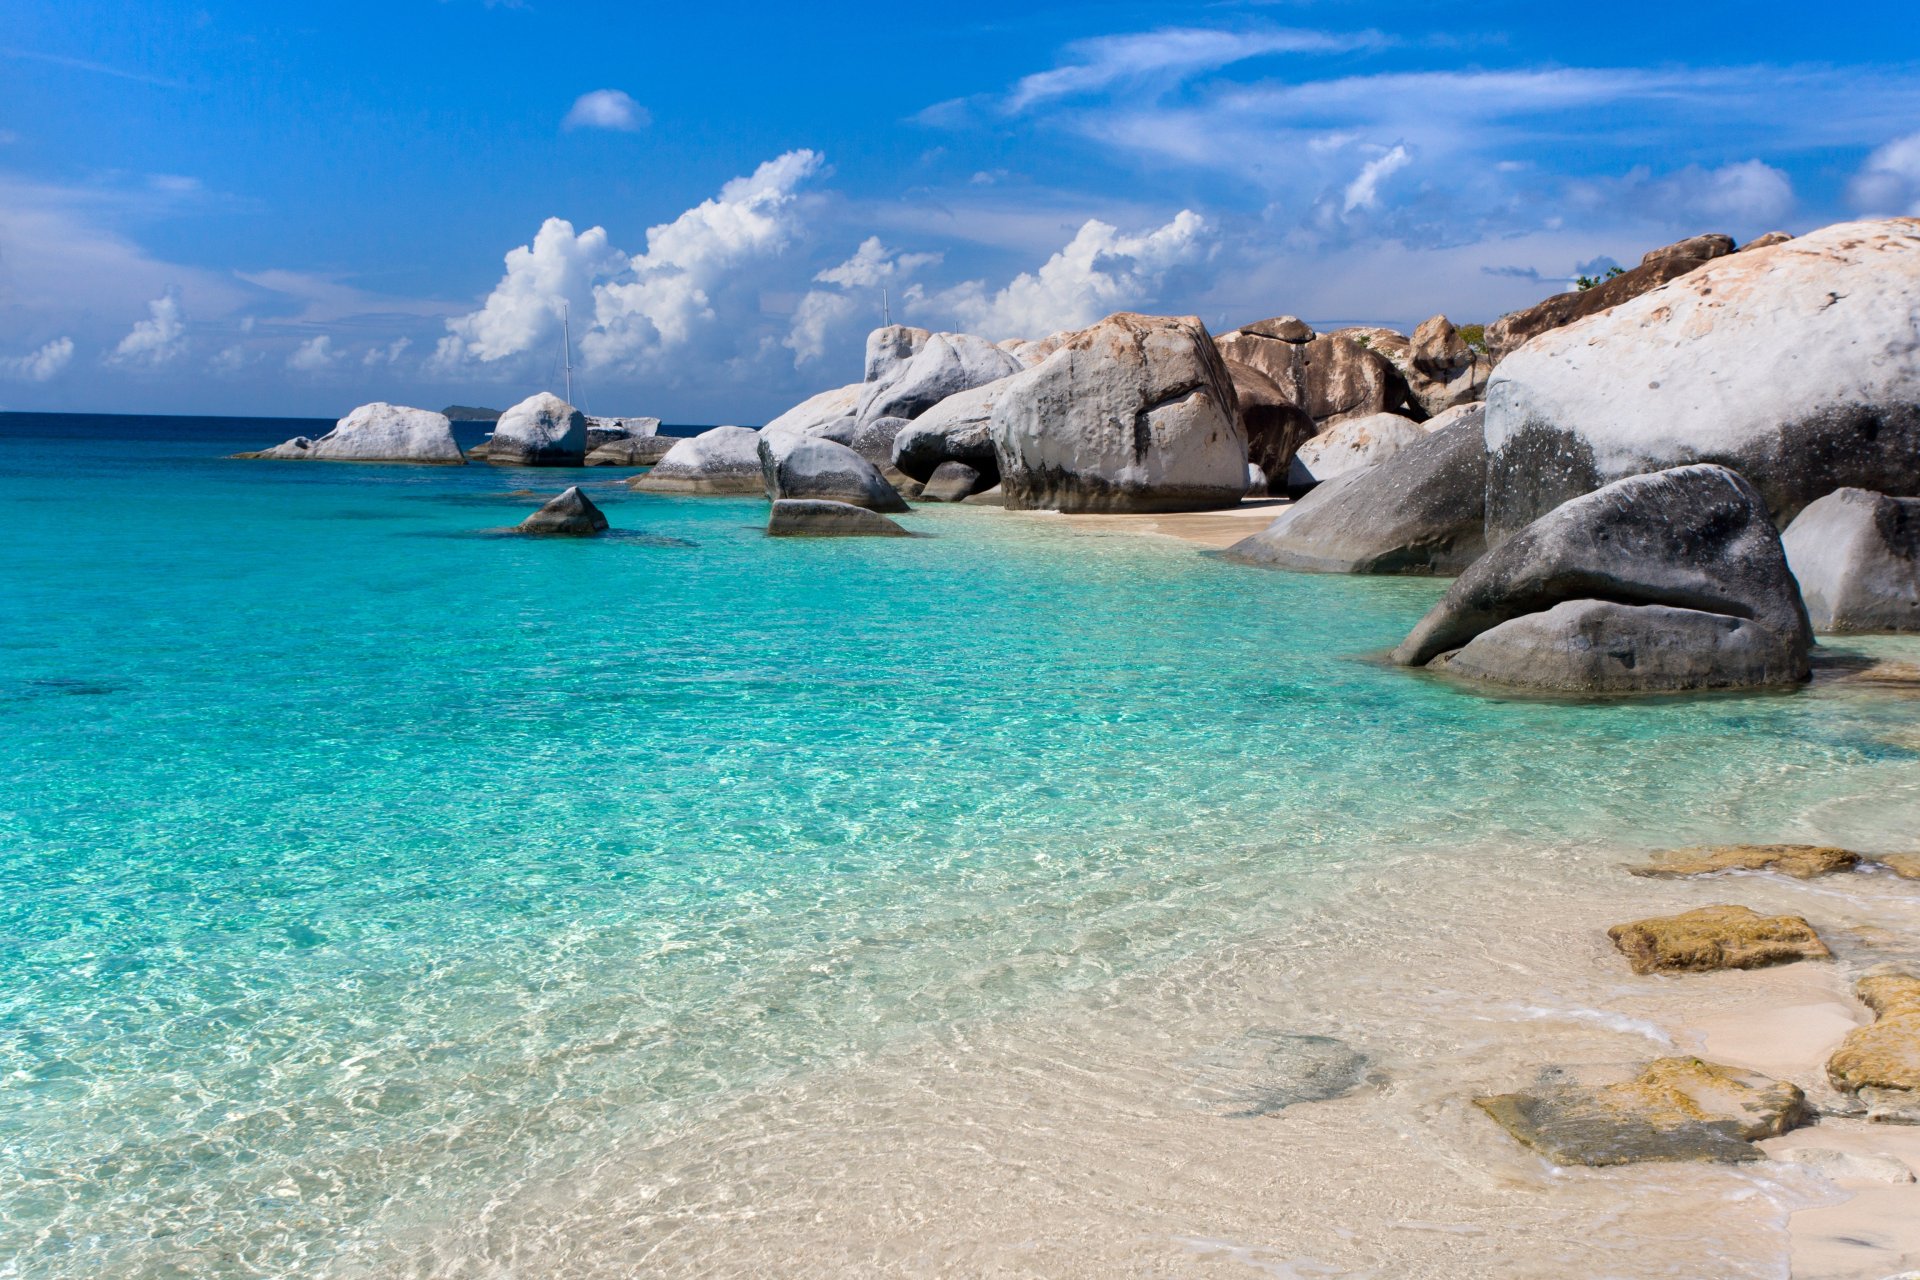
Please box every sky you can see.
[2,0,1919,422]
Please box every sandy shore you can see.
[1006,496,1294,549]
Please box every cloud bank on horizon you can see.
[2,0,1918,419]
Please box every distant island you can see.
[440,405,502,422]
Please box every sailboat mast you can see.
[562,303,574,407]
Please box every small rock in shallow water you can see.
[1879,854,1920,880]
[1607,904,1831,975]
[1630,844,1862,880]
[1476,1057,1809,1166]
[1828,974,1920,1121]
[518,487,608,536]
[766,499,910,538]
[1185,1030,1372,1117]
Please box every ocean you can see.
[3,411,1918,1276]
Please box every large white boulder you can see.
[988,312,1249,513]
[889,376,1016,482]
[761,383,863,438]
[1483,218,1920,543]
[757,433,909,512]
[856,332,1020,426]
[632,426,765,495]
[1289,413,1426,489]
[864,325,930,383]
[248,402,464,464]
[488,392,587,466]
[1781,488,1920,633]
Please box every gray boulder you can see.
[1394,464,1812,676]
[889,377,1011,483]
[856,332,1020,426]
[757,433,909,512]
[760,383,863,438]
[1289,413,1426,490]
[1430,600,1803,693]
[487,393,587,466]
[243,402,465,464]
[989,312,1249,513]
[920,461,982,503]
[585,416,661,449]
[518,486,609,536]
[1224,411,1488,575]
[1782,488,1920,633]
[864,324,931,383]
[631,426,765,495]
[1483,219,1920,541]
[767,499,911,538]
[586,436,680,466]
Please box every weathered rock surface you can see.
[1827,975,1920,1116]
[1630,844,1863,879]
[1219,325,1409,426]
[1004,330,1081,368]
[921,461,982,503]
[585,417,661,450]
[757,433,908,512]
[1241,315,1314,343]
[1290,413,1427,488]
[1403,314,1490,417]
[1393,465,1812,679]
[890,378,1011,483]
[1227,360,1316,494]
[517,486,608,535]
[1428,600,1803,694]
[632,426,765,495]
[487,393,588,466]
[864,324,930,384]
[1774,1147,1916,1182]
[1607,905,1831,975]
[1483,219,1920,541]
[243,402,464,464]
[1484,232,1734,362]
[1782,488,1920,634]
[761,383,863,438]
[586,436,681,466]
[1477,1057,1809,1166]
[857,332,1020,426]
[1739,231,1794,252]
[766,498,911,538]
[989,312,1250,513]
[1880,854,1920,880]
[1224,413,1488,575]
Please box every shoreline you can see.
[997,495,1295,549]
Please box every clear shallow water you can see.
[2,412,1918,1277]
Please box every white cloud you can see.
[1007,26,1386,112]
[563,89,650,132]
[108,294,188,368]
[1849,132,1920,216]
[814,236,942,288]
[784,290,859,366]
[287,335,338,371]
[438,149,826,377]
[1660,159,1794,224]
[363,336,412,365]
[210,344,253,374]
[2,336,75,381]
[940,209,1213,339]
[783,236,945,364]
[1342,144,1411,213]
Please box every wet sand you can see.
[1012,496,1293,549]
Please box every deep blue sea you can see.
[3,412,1918,1276]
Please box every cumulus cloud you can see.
[814,236,942,289]
[563,89,650,133]
[1342,144,1411,214]
[108,294,187,368]
[287,335,338,371]
[210,344,253,375]
[437,149,825,377]
[363,336,413,366]
[2,336,75,381]
[783,237,944,364]
[1659,159,1794,224]
[940,209,1212,339]
[1849,132,1920,215]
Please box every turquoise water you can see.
[2,412,1918,1276]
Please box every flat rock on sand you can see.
[1475,1056,1809,1166]
[1607,904,1831,974]
[1828,974,1920,1122]
[1881,853,1920,880]
[1629,844,1863,879]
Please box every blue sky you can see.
[3,0,1918,420]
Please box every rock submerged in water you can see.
[1482,219,1920,542]
[1781,488,1920,634]
[241,402,465,464]
[757,433,908,513]
[990,312,1250,513]
[517,486,608,536]
[1223,411,1488,576]
[1476,1057,1809,1166]
[1827,973,1920,1124]
[1393,464,1812,693]
[1629,844,1862,880]
[1607,904,1831,975]
[766,498,911,538]
[1185,1029,1373,1118]
[486,392,588,466]
[632,426,765,495]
